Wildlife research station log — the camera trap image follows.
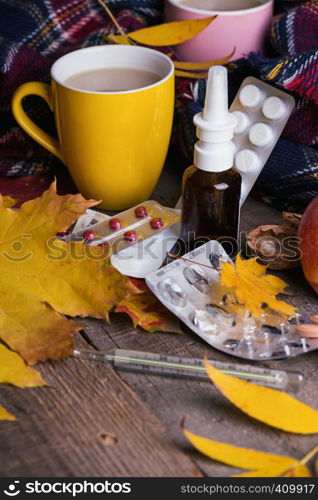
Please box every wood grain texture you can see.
[1,182,317,477]
[0,335,199,477]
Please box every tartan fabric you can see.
[0,0,317,211]
[0,0,162,176]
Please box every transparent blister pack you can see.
[72,209,111,233]
[58,200,180,261]
[230,76,295,204]
[146,241,318,361]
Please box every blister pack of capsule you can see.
[229,76,295,204]
[145,241,318,361]
[58,200,180,252]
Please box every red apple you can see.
[299,196,318,293]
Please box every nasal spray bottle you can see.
[180,66,239,257]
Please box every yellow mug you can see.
[12,45,175,210]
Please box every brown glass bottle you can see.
[180,165,241,258]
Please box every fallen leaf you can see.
[183,427,306,477]
[278,445,318,477]
[0,343,45,387]
[204,360,318,434]
[0,182,138,364]
[234,465,311,477]
[174,47,235,70]
[2,195,17,208]
[280,465,311,477]
[0,404,16,421]
[183,427,295,470]
[220,254,296,318]
[113,17,217,47]
[116,285,182,333]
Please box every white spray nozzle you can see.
[203,66,229,123]
[193,66,237,172]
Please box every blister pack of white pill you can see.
[146,241,318,361]
[230,76,295,204]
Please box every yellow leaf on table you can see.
[183,429,298,477]
[280,464,311,477]
[126,17,216,46]
[204,360,318,434]
[234,465,311,477]
[0,343,45,387]
[0,404,16,421]
[0,182,138,364]
[220,254,296,318]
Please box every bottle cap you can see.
[193,66,236,172]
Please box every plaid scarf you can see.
[1,0,318,211]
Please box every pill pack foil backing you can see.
[146,241,318,361]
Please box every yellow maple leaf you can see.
[183,427,311,477]
[0,182,138,365]
[2,195,17,208]
[204,360,318,434]
[0,343,45,387]
[220,254,296,318]
[0,342,46,421]
[116,287,182,333]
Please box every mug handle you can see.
[11,82,64,162]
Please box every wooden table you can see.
[1,165,317,477]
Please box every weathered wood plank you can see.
[79,197,318,477]
[0,335,199,477]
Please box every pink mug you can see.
[165,0,274,62]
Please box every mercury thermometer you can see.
[74,348,303,391]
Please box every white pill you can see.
[235,149,260,174]
[262,96,286,120]
[232,110,250,134]
[249,122,272,147]
[239,84,262,108]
